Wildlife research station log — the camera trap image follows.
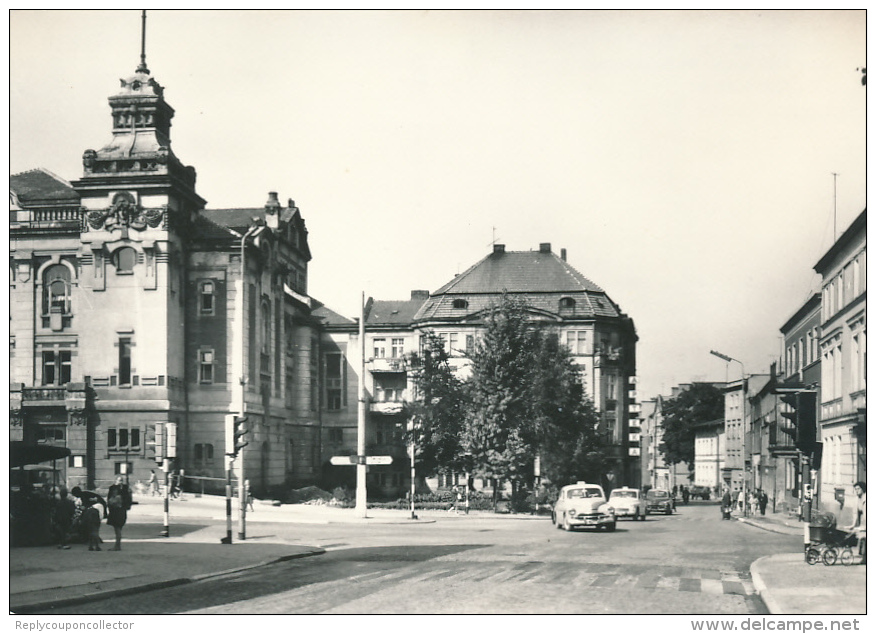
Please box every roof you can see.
[202,208,266,232]
[366,298,428,327]
[415,247,626,323]
[814,209,866,274]
[10,169,79,206]
[433,249,604,295]
[312,303,357,327]
[190,214,239,241]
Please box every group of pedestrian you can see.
[51,476,132,551]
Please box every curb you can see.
[11,548,325,614]
[737,517,800,537]
[749,556,781,615]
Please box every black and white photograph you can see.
[7,9,867,626]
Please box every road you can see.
[37,501,799,614]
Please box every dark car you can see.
[689,485,711,500]
[645,489,675,514]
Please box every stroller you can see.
[721,503,733,520]
[806,526,858,565]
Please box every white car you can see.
[607,487,647,521]
[552,482,616,531]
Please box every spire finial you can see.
[136,10,149,74]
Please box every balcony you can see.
[370,400,405,415]
[10,207,83,231]
[367,357,408,373]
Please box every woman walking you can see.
[106,476,133,551]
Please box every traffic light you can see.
[225,414,249,457]
[165,422,177,459]
[148,422,166,462]
[779,391,817,455]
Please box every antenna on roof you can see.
[136,10,149,74]
[487,226,500,248]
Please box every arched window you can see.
[559,297,576,311]
[43,265,71,315]
[452,299,469,309]
[113,247,137,274]
[262,300,271,355]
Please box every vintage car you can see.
[689,485,712,500]
[645,488,676,514]
[552,482,616,531]
[607,487,647,520]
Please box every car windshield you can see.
[648,490,669,499]
[610,491,638,499]
[568,487,602,499]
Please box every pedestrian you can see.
[170,471,181,499]
[245,479,254,512]
[845,481,866,564]
[737,489,745,513]
[148,469,159,496]
[758,489,768,515]
[721,487,732,520]
[748,490,758,515]
[53,487,75,549]
[106,475,133,551]
[681,486,690,505]
[82,500,103,551]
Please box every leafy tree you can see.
[463,295,610,492]
[404,332,467,476]
[464,296,535,486]
[658,383,724,467]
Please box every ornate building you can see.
[10,47,321,494]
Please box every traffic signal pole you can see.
[238,377,247,541]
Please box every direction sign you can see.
[330,455,356,466]
[365,456,392,465]
[330,455,393,466]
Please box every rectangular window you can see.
[566,330,586,355]
[466,334,474,352]
[199,349,214,384]
[41,350,72,386]
[119,337,132,385]
[199,281,215,316]
[391,338,405,358]
[328,428,343,444]
[107,426,142,452]
[194,443,215,465]
[325,352,344,411]
[373,338,386,359]
[448,333,459,356]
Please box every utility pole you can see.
[356,291,368,518]
[711,350,747,517]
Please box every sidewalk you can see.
[738,509,866,615]
[10,493,440,614]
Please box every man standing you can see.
[846,481,866,565]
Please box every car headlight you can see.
[567,508,576,517]
[605,506,615,514]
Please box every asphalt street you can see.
[35,501,800,615]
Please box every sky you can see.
[7,9,867,400]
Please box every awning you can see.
[10,441,71,468]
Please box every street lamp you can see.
[710,350,748,517]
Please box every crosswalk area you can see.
[347,560,756,597]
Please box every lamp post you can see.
[710,350,747,517]
[236,223,260,540]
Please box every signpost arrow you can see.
[330,455,357,466]
[365,456,393,465]
[330,455,393,466]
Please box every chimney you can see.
[410,290,430,300]
[264,191,280,229]
[493,244,505,254]
[539,243,551,254]
[561,248,567,261]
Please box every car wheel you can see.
[555,513,562,530]
[666,507,672,515]
[633,510,640,521]
[551,511,556,525]
[562,514,572,531]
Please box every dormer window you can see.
[113,247,137,274]
[559,297,576,312]
[452,299,469,309]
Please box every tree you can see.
[464,295,610,492]
[658,383,724,467]
[404,332,467,476]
